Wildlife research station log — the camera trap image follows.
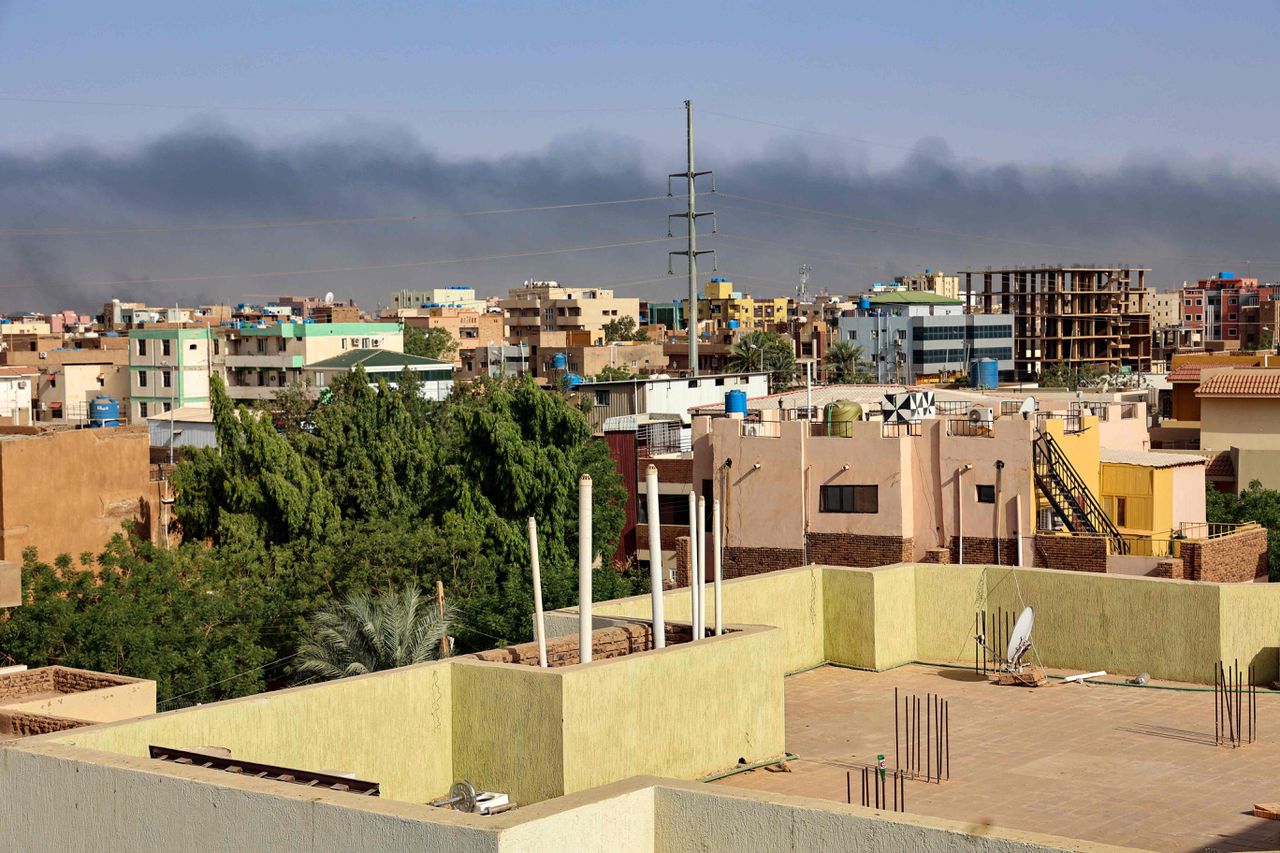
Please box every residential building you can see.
[459,343,531,380]
[683,277,788,333]
[0,366,37,426]
[642,300,684,331]
[892,268,961,301]
[270,294,358,320]
[587,372,769,432]
[961,266,1153,379]
[502,281,640,349]
[1180,273,1279,350]
[308,303,362,324]
[218,322,403,403]
[307,350,455,401]
[127,327,213,422]
[389,286,486,313]
[0,666,155,737]
[1148,289,1183,367]
[1196,366,1280,492]
[837,292,1013,383]
[101,300,189,331]
[1163,352,1274,424]
[0,425,156,563]
[557,340,668,381]
[400,306,504,365]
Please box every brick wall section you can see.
[51,668,130,693]
[641,456,692,485]
[469,622,703,668]
[1151,559,1186,580]
[672,535,695,588]
[1179,527,1270,582]
[723,546,805,579]
[921,547,951,564]
[0,669,54,700]
[635,524,688,553]
[949,537,1019,566]
[0,667,133,701]
[1031,534,1108,573]
[0,710,89,737]
[809,533,912,568]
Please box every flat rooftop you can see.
[716,664,1280,853]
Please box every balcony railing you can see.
[947,418,993,437]
[881,421,922,438]
[935,400,972,415]
[1177,521,1260,541]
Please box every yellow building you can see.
[684,278,788,332]
[1098,449,1207,552]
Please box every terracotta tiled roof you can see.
[1196,369,1280,398]
[1166,364,1204,383]
[1206,452,1235,479]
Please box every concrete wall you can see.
[2,678,154,724]
[0,425,152,562]
[48,660,456,803]
[1201,396,1280,451]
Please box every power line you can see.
[0,235,680,292]
[0,195,680,237]
[158,651,300,708]
[0,93,677,117]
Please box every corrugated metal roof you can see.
[1196,369,1280,398]
[1100,448,1207,469]
[309,348,453,370]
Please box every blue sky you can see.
[3,2,1279,167]
[3,2,1280,310]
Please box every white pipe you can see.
[1015,493,1024,567]
[713,497,723,636]
[697,495,707,641]
[955,464,972,564]
[688,490,699,641]
[528,517,548,668]
[645,464,665,649]
[578,474,592,664]
[1062,670,1106,684]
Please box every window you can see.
[1229,313,1238,321]
[819,484,878,513]
[139,402,148,418]
[315,373,325,387]
[976,484,996,503]
[594,390,611,407]
[189,342,198,350]
[162,370,172,388]
[847,330,857,340]
[138,370,148,388]
[213,340,220,355]
[162,339,171,356]
[256,339,265,353]
[1114,496,1127,527]
[637,494,692,526]
[163,402,172,413]
[137,339,147,356]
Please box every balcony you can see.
[222,355,302,369]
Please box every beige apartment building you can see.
[502,281,639,348]
[1196,366,1280,491]
[400,306,505,365]
[893,268,961,301]
[389,286,486,313]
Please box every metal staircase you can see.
[1032,431,1128,555]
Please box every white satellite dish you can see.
[324,291,334,304]
[1006,607,1034,672]
[1018,396,1037,419]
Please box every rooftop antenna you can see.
[976,605,1047,687]
[1018,396,1037,420]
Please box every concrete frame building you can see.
[961,266,1153,379]
[835,293,1013,383]
[891,268,961,301]
[502,281,639,349]
[389,286,486,313]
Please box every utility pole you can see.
[436,580,449,658]
[668,100,715,377]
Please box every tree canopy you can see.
[823,340,874,384]
[728,330,796,390]
[602,315,648,342]
[404,325,459,360]
[1207,480,1280,581]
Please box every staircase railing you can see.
[1033,431,1128,555]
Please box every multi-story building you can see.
[389,286,486,313]
[458,343,531,380]
[126,327,214,422]
[961,266,1152,379]
[1180,273,1279,351]
[683,277,788,333]
[400,306,504,366]
[218,322,403,403]
[892,268,961,301]
[1195,366,1280,492]
[307,350,455,401]
[836,292,1014,383]
[0,366,36,426]
[502,281,639,348]
[101,301,189,331]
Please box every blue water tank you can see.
[727,319,740,329]
[1219,271,1237,280]
[970,358,999,390]
[551,352,568,370]
[725,389,748,415]
[925,268,932,274]
[562,373,583,390]
[88,395,122,428]
[858,296,872,311]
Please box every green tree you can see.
[404,325,459,360]
[1206,480,1280,581]
[603,315,648,342]
[295,584,454,681]
[823,340,874,384]
[594,365,634,382]
[728,330,796,390]
[1038,361,1106,391]
[262,376,316,437]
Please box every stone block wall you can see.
[949,537,1019,566]
[0,710,88,737]
[808,533,912,568]
[1032,533,1108,573]
[920,547,951,564]
[1150,559,1187,580]
[722,546,805,580]
[1179,527,1270,583]
[640,456,692,485]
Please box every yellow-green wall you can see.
[50,660,455,802]
[560,628,785,794]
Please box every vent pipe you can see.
[579,474,592,664]
[688,490,699,641]
[697,495,707,641]
[645,465,666,649]
[528,517,548,668]
[713,497,723,636]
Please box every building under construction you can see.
[960,266,1152,379]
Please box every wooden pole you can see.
[436,580,448,658]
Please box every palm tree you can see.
[728,330,796,390]
[823,340,874,384]
[295,584,455,681]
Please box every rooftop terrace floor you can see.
[714,664,1280,853]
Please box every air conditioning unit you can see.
[38,352,47,359]
[967,406,994,424]
[16,381,26,390]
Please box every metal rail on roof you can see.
[148,745,381,796]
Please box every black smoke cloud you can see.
[1,123,1278,313]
